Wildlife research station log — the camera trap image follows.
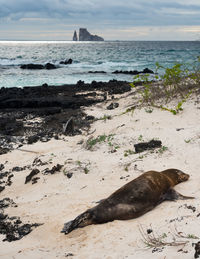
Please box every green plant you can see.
[63,168,68,176]
[187,234,199,239]
[184,139,191,143]
[114,145,120,150]
[159,90,192,115]
[130,59,200,114]
[130,73,153,103]
[86,134,116,150]
[162,233,167,238]
[124,149,135,157]
[121,106,135,115]
[158,146,168,154]
[65,160,91,175]
[84,167,89,174]
[145,108,153,113]
[97,114,112,121]
[76,160,81,166]
[124,166,129,172]
[138,135,143,141]
[86,134,106,149]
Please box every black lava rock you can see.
[20,64,44,69]
[60,58,73,65]
[0,164,4,171]
[0,186,5,192]
[194,241,200,258]
[106,102,119,110]
[25,169,40,184]
[44,63,57,70]
[134,139,162,153]
[27,135,40,145]
[66,172,73,179]
[43,164,63,175]
[142,68,154,74]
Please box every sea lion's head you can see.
[161,169,190,185]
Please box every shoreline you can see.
[0,80,132,155]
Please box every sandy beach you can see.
[0,85,200,259]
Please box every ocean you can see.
[0,41,199,88]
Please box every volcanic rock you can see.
[134,139,162,153]
[73,30,78,41]
[107,102,119,110]
[44,63,57,70]
[20,64,44,69]
[60,59,73,65]
[79,28,104,41]
[25,169,40,184]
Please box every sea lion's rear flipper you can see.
[162,188,194,201]
[61,210,93,235]
[61,220,74,234]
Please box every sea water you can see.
[0,41,199,88]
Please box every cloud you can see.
[0,0,200,25]
[0,0,200,40]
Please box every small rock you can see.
[176,128,184,131]
[0,164,4,171]
[54,135,59,140]
[60,58,73,65]
[20,64,44,69]
[0,198,17,209]
[152,247,163,253]
[42,83,48,87]
[85,115,95,121]
[185,204,196,213]
[106,102,119,110]
[147,229,153,234]
[66,173,73,179]
[0,148,10,155]
[25,169,40,184]
[32,158,47,167]
[44,63,57,70]
[0,186,5,192]
[194,241,200,258]
[134,139,162,153]
[27,135,39,145]
[77,80,84,87]
[12,166,24,172]
[142,68,154,74]
[43,164,63,175]
[32,177,40,184]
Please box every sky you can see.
[0,0,200,41]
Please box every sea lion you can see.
[61,169,194,234]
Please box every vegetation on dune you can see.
[130,58,200,114]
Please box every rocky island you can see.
[72,28,104,41]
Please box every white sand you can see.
[0,89,200,258]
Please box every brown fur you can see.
[61,169,193,234]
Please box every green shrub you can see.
[130,59,200,114]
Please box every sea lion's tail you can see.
[61,210,93,234]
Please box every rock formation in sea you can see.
[73,30,78,41]
[79,28,104,41]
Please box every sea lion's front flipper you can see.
[95,199,106,204]
[162,188,194,201]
